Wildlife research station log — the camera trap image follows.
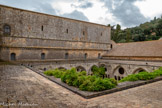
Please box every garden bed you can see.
[27,67,162,99]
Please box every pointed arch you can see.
[113,65,125,75]
[133,68,146,74]
[76,66,86,72]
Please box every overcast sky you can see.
[0,0,162,28]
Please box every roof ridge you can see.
[117,40,162,45]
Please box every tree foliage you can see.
[109,17,162,43]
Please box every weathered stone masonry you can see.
[0,5,111,61]
[0,5,162,80]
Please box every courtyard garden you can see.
[44,67,162,92]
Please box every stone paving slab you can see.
[1,65,162,108]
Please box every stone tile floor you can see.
[0,65,162,108]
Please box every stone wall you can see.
[1,47,107,61]
[0,5,110,43]
[0,5,111,61]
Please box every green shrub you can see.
[45,67,117,92]
[73,76,86,87]
[153,69,162,76]
[61,68,78,86]
[52,69,64,78]
[91,66,106,77]
[44,69,65,78]
[119,74,139,82]
[44,70,54,76]
[79,77,117,91]
[106,78,118,85]
[101,78,117,89]
[135,72,156,80]
[119,69,162,83]
[77,71,86,76]
[159,67,162,71]
[89,78,105,91]
[79,79,92,91]
[65,74,78,86]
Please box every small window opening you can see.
[65,53,69,59]
[4,25,11,35]
[11,53,16,61]
[41,53,45,60]
[66,29,68,33]
[41,25,44,31]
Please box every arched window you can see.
[11,53,16,61]
[41,53,45,60]
[65,53,68,59]
[4,25,11,35]
[76,66,86,72]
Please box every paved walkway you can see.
[0,65,162,108]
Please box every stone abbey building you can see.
[0,4,162,80]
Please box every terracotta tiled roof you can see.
[103,40,162,57]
